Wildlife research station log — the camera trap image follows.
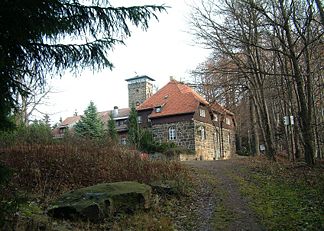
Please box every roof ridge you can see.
[169,80,209,105]
[138,79,211,117]
[173,80,185,94]
[211,102,234,115]
[179,82,209,105]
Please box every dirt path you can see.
[183,159,265,231]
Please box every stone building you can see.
[136,78,236,160]
[125,75,155,107]
[53,75,235,160]
[53,107,130,143]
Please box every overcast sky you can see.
[36,0,210,124]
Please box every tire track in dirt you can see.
[185,160,265,231]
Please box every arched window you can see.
[168,126,176,140]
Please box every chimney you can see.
[170,76,174,81]
[113,106,118,117]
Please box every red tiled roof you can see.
[210,102,234,116]
[137,80,209,118]
[60,115,81,127]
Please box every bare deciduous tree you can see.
[189,0,323,165]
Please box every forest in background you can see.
[189,0,323,165]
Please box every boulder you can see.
[47,181,151,222]
[149,180,179,195]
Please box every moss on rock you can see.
[47,181,151,222]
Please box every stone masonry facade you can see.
[150,119,236,160]
[128,81,153,107]
[222,128,235,159]
[194,120,216,160]
[151,120,195,152]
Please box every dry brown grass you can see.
[0,140,190,201]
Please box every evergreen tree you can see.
[0,1,166,130]
[74,101,104,139]
[127,105,141,149]
[107,112,118,142]
[43,114,51,127]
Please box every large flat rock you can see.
[47,181,151,222]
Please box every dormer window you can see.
[155,106,162,113]
[213,113,218,122]
[199,109,206,117]
[225,117,231,125]
[137,116,142,123]
[120,137,127,145]
[59,127,67,134]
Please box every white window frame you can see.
[199,109,206,117]
[168,126,176,140]
[225,117,231,125]
[201,126,206,140]
[213,113,218,122]
[137,115,142,123]
[120,137,127,145]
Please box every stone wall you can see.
[179,153,197,161]
[128,82,153,107]
[194,120,216,160]
[222,128,236,159]
[151,120,195,152]
[150,118,236,161]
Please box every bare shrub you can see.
[0,140,190,200]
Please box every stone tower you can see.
[125,75,155,108]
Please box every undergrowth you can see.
[231,158,324,230]
[0,141,190,199]
[0,138,191,229]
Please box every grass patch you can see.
[194,169,236,231]
[111,211,174,231]
[231,159,324,230]
[212,200,235,231]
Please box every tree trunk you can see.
[315,0,324,25]
[280,0,315,165]
[250,94,260,156]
